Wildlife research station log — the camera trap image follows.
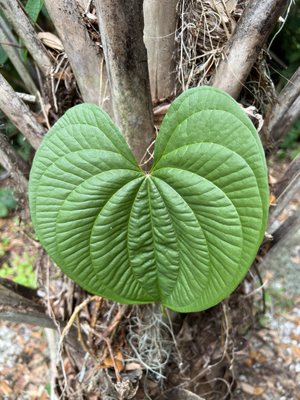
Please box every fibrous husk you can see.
[175,0,276,114]
[175,0,247,90]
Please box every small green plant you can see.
[265,286,294,313]
[0,187,17,217]
[0,253,36,288]
[29,87,269,312]
[0,235,10,257]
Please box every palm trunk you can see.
[144,0,178,103]
[96,0,154,165]
[212,0,288,98]
[44,0,111,108]
[0,0,53,76]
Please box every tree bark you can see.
[0,74,44,149]
[268,153,300,235]
[273,152,300,198]
[270,208,300,249]
[263,66,300,143]
[0,278,85,354]
[268,173,300,234]
[267,97,300,145]
[143,0,178,103]
[0,132,29,193]
[0,0,53,76]
[96,0,154,165]
[212,0,288,99]
[0,278,56,329]
[258,208,300,272]
[44,0,111,109]
[0,15,38,95]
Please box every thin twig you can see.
[0,132,29,194]
[58,296,99,351]
[212,0,288,98]
[37,91,51,129]
[44,0,109,105]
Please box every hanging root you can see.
[126,305,177,384]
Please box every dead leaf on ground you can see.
[291,345,300,359]
[0,381,13,396]
[290,332,300,341]
[249,350,267,364]
[282,314,300,325]
[269,193,277,205]
[125,362,143,371]
[240,382,265,396]
[268,174,277,185]
[101,350,124,372]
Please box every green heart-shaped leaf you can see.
[29,87,269,312]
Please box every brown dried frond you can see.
[175,0,247,92]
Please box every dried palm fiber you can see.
[175,0,276,114]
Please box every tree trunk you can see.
[0,132,29,193]
[268,173,300,233]
[263,66,300,143]
[0,0,53,76]
[0,278,84,354]
[273,152,300,198]
[271,208,300,249]
[0,73,44,149]
[44,0,111,108]
[0,278,57,328]
[258,208,300,276]
[267,98,300,145]
[212,0,288,98]
[0,15,38,95]
[144,0,178,103]
[96,0,154,165]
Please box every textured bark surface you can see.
[212,0,288,98]
[44,0,111,109]
[264,67,300,143]
[0,15,38,95]
[269,96,300,144]
[0,279,56,329]
[0,74,44,150]
[0,0,53,76]
[144,0,178,102]
[0,132,29,193]
[271,208,300,249]
[268,173,300,234]
[0,278,84,353]
[268,98,300,144]
[268,154,300,235]
[96,0,154,165]
[258,208,300,279]
[273,153,300,198]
